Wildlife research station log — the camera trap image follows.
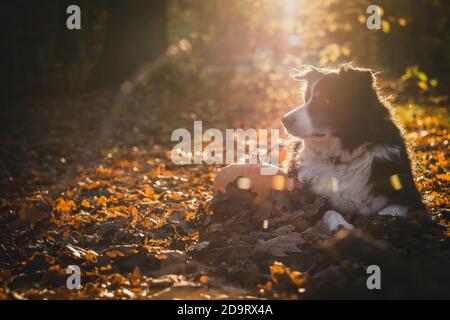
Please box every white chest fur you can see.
[297,138,399,215]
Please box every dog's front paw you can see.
[323,210,354,233]
[377,205,408,217]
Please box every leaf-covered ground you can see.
[0,74,449,299]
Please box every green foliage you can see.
[394,65,442,100]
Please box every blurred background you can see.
[3,0,449,100]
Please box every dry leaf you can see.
[55,198,77,213]
[254,232,305,257]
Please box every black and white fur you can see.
[282,65,423,232]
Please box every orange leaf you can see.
[85,250,98,263]
[144,187,155,198]
[105,249,125,258]
[437,174,450,182]
[55,198,77,213]
[131,206,139,226]
[81,200,90,208]
[97,195,107,207]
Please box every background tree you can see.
[89,0,168,88]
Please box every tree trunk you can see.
[90,0,167,88]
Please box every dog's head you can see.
[282,65,388,150]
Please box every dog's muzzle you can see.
[282,108,326,138]
[282,114,296,132]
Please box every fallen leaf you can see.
[254,232,305,257]
[55,198,77,213]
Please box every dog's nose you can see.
[282,115,293,128]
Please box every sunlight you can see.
[284,0,303,48]
[283,0,299,23]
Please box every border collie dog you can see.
[283,64,423,232]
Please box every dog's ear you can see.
[293,65,323,82]
[338,65,375,88]
[293,65,323,103]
